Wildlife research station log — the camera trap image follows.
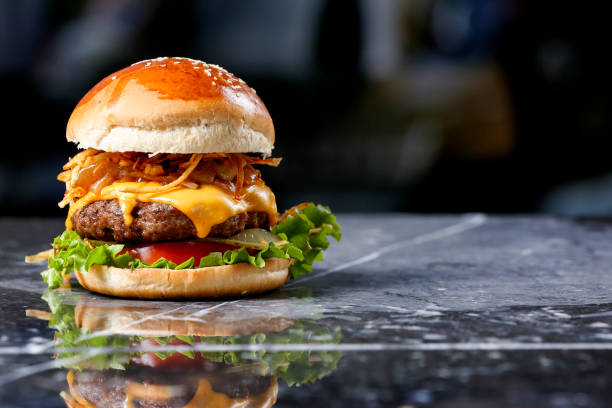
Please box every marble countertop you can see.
[2,214,612,407]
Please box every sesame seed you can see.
[209,64,227,74]
[111,75,117,80]
[173,61,181,64]
[132,56,169,67]
[160,64,166,67]
[212,81,216,86]
[145,62,152,67]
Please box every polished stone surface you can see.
[2,215,612,407]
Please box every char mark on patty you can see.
[72,199,269,243]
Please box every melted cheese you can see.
[66,182,278,238]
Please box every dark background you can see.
[1,0,610,217]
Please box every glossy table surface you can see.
[2,214,612,407]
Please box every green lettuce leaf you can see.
[272,203,342,279]
[41,230,184,289]
[42,203,341,288]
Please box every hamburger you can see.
[33,57,341,299]
[28,290,342,407]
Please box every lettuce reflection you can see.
[30,289,342,407]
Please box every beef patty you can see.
[72,199,270,243]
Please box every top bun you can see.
[66,57,275,155]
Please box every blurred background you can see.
[1,0,611,217]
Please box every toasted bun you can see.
[74,258,291,299]
[67,57,275,155]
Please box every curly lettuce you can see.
[42,203,341,289]
[272,203,341,278]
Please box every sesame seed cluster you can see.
[130,57,249,92]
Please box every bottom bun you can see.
[74,258,291,299]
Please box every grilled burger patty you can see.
[72,199,270,242]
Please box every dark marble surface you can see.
[2,215,612,407]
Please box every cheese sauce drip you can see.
[66,182,278,238]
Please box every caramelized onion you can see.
[57,150,280,207]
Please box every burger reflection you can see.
[32,290,342,407]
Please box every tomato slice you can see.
[131,338,217,369]
[125,241,243,265]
